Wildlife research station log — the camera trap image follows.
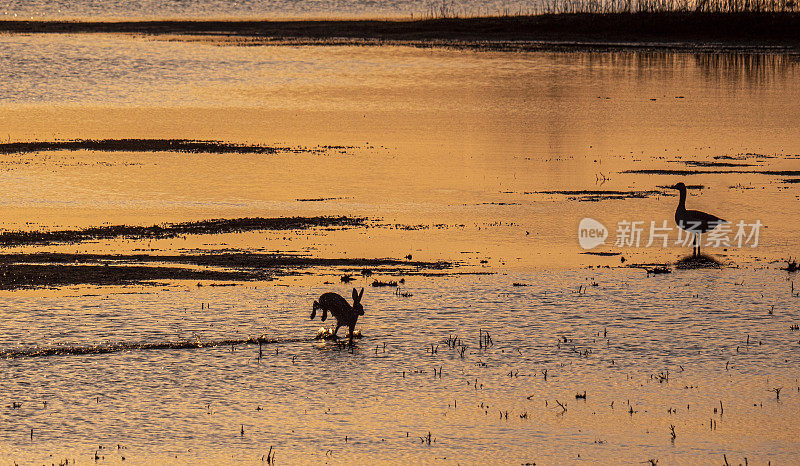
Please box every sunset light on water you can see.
[0,4,799,465]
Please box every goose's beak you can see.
[668,184,680,190]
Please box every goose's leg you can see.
[697,233,702,257]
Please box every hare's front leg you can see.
[347,323,356,346]
[332,322,342,336]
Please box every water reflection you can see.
[695,52,798,86]
[0,35,797,107]
[576,50,798,86]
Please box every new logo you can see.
[578,218,608,250]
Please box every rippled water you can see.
[0,34,799,463]
[1,270,799,463]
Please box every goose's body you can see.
[671,182,726,256]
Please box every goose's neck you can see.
[677,188,687,212]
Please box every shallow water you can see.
[0,34,799,463]
[1,271,799,464]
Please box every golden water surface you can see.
[0,34,798,464]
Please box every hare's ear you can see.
[352,287,359,302]
[358,287,364,300]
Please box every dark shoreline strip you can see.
[0,216,365,246]
[0,13,798,48]
[529,189,662,201]
[0,336,310,360]
[680,161,757,167]
[622,169,800,176]
[532,190,661,195]
[0,252,446,269]
[0,253,451,289]
[0,139,293,155]
[0,263,262,289]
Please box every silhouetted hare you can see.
[311,287,364,345]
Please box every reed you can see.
[478,329,493,348]
[425,0,460,18]
[785,258,799,271]
[419,431,434,444]
[433,0,798,15]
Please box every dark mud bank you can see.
[0,252,451,289]
[622,168,800,176]
[531,189,662,201]
[0,335,309,359]
[0,263,260,289]
[0,138,350,155]
[0,216,365,246]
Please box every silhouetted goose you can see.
[670,182,726,257]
